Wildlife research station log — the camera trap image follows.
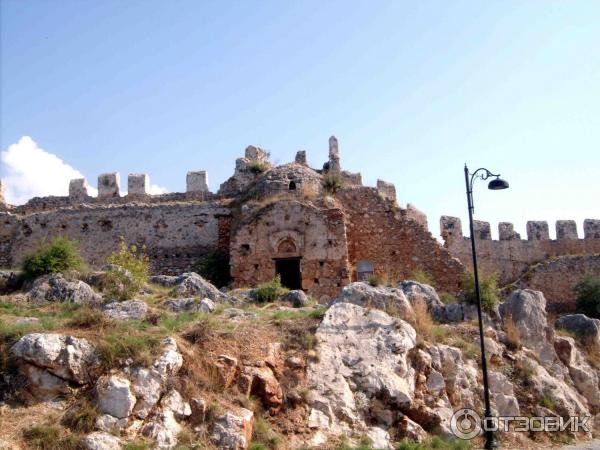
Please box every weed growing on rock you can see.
[323,173,344,193]
[105,237,149,301]
[461,273,499,314]
[410,269,434,286]
[61,396,98,433]
[255,275,288,303]
[22,424,81,450]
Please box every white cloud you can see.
[1,136,168,204]
[1,136,97,204]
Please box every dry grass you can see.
[411,297,434,344]
[503,314,522,351]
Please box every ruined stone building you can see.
[1,136,599,307]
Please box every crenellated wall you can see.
[440,216,600,303]
[1,201,230,274]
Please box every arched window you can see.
[356,260,374,281]
[277,238,297,254]
[288,181,296,191]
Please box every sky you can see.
[1,0,599,240]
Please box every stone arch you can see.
[277,237,297,254]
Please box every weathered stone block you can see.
[376,179,396,202]
[474,220,491,240]
[245,145,268,161]
[584,219,600,239]
[556,220,578,240]
[407,204,428,229]
[295,150,307,165]
[0,179,7,204]
[186,171,208,193]
[328,136,340,173]
[499,222,520,240]
[98,173,120,199]
[526,221,549,240]
[342,171,362,186]
[69,178,89,202]
[440,216,462,242]
[128,173,149,196]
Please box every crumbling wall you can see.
[337,187,464,294]
[507,254,600,313]
[441,216,600,286]
[3,202,229,274]
[230,200,350,300]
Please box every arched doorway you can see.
[274,238,302,289]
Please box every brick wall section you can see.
[1,201,229,275]
[217,215,233,253]
[336,187,464,294]
[508,255,600,313]
[230,200,350,300]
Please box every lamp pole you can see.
[464,164,508,450]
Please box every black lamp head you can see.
[488,177,509,190]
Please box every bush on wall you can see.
[22,237,86,279]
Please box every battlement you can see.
[440,216,600,242]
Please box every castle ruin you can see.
[1,137,598,308]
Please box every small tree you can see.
[105,237,149,301]
[248,161,269,174]
[574,274,600,319]
[462,272,500,314]
[22,237,85,278]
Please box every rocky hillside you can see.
[1,270,600,449]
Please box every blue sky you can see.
[1,0,599,239]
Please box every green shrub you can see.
[574,274,600,319]
[462,272,500,314]
[251,416,280,449]
[248,161,269,174]
[367,274,381,287]
[255,275,288,303]
[22,425,81,450]
[22,237,85,279]
[105,237,149,301]
[195,251,231,288]
[323,173,344,193]
[410,268,434,286]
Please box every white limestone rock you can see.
[81,432,121,450]
[10,333,98,384]
[210,409,254,450]
[95,374,136,419]
[331,282,414,320]
[102,300,148,321]
[27,274,101,305]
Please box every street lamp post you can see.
[464,164,509,450]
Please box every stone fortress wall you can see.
[440,215,600,310]
[1,136,598,304]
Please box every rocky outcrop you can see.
[164,297,215,313]
[81,432,121,450]
[210,409,254,450]
[96,374,137,419]
[27,274,101,304]
[555,314,600,346]
[102,300,148,321]
[151,272,228,301]
[282,290,310,307]
[331,282,414,320]
[306,302,416,446]
[11,333,98,389]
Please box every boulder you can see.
[366,427,393,450]
[223,308,258,322]
[397,415,427,442]
[238,365,283,408]
[160,389,191,419]
[27,274,101,305]
[200,298,216,312]
[0,270,23,294]
[17,363,70,400]
[141,409,181,449]
[488,371,520,416]
[398,280,445,320]
[282,290,310,308]
[210,409,254,450]
[81,432,121,450]
[331,282,413,320]
[306,302,416,439]
[555,314,600,346]
[11,333,98,384]
[102,300,147,321]
[499,290,562,373]
[95,414,128,433]
[554,336,600,410]
[95,374,136,419]
[160,272,227,301]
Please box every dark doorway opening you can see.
[275,257,302,290]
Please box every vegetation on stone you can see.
[194,250,231,288]
[574,274,600,318]
[21,237,85,279]
[255,275,288,303]
[248,160,270,174]
[461,272,500,313]
[322,173,344,193]
[105,237,149,301]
